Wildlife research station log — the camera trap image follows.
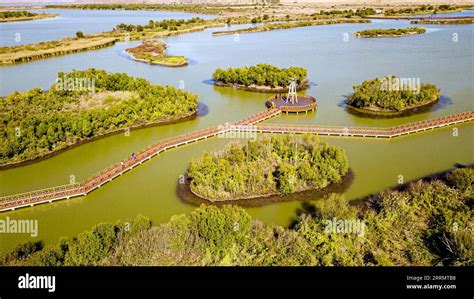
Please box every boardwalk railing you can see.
[1,109,472,212]
[0,107,282,212]
[254,111,474,138]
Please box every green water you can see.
[0,15,473,251]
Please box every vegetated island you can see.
[345,75,440,116]
[126,40,187,67]
[411,19,474,25]
[354,27,426,38]
[0,11,57,23]
[187,134,349,202]
[0,69,198,168]
[0,36,119,65]
[3,166,472,266]
[212,64,308,93]
[212,18,370,36]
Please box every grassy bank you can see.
[0,11,57,23]
[0,37,118,65]
[366,4,465,19]
[212,18,370,36]
[2,167,472,266]
[411,19,474,25]
[45,3,257,16]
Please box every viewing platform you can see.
[266,94,317,113]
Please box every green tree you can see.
[66,223,118,265]
[189,205,252,257]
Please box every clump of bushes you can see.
[346,75,440,112]
[187,134,349,200]
[212,64,307,88]
[115,17,204,32]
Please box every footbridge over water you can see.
[1,108,472,212]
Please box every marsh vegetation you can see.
[187,135,349,201]
[0,69,198,166]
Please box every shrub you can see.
[189,205,252,256]
[346,75,440,111]
[65,223,118,265]
[212,64,307,88]
[6,241,43,261]
[446,168,474,193]
[188,135,349,200]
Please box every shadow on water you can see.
[177,169,354,208]
[196,102,209,117]
[339,95,453,119]
[186,58,198,66]
[337,95,349,108]
[202,79,214,86]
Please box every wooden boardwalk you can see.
[0,108,472,212]
[254,111,474,138]
[0,108,281,212]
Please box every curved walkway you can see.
[1,108,472,212]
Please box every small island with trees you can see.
[345,75,440,116]
[0,69,198,167]
[212,64,308,92]
[354,27,426,38]
[0,11,57,23]
[126,40,188,67]
[187,134,349,202]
